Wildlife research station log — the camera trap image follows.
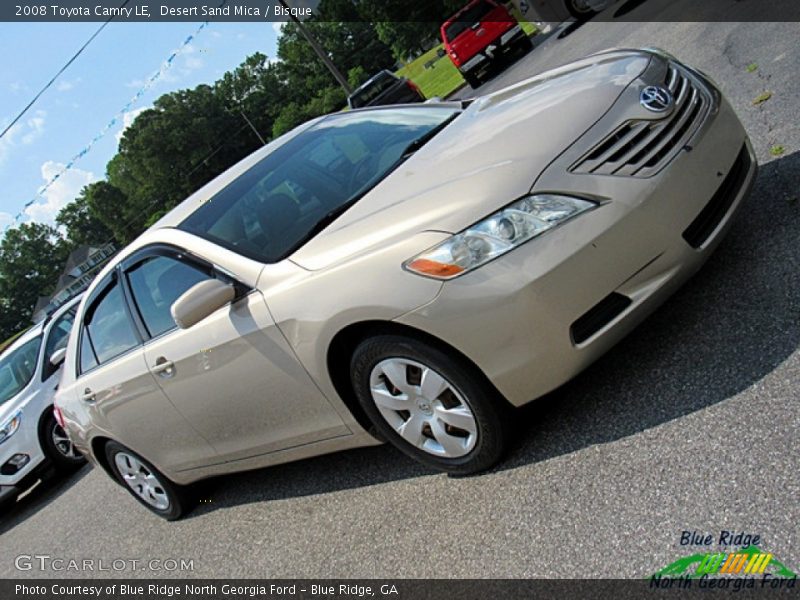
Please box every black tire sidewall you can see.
[40,411,86,471]
[104,441,188,520]
[566,0,597,19]
[462,70,480,89]
[351,335,509,475]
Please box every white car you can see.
[0,296,85,508]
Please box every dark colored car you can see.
[347,70,425,109]
[441,0,533,88]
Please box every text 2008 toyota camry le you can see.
[55,48,756,518]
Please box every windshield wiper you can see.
[282,201,358,259]
[399,113,461,159]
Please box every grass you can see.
[745,63,758,73]
[396,45,465,99]
[396,16,539,99]
[770,144,786,157]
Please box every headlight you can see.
[404,194,596,279]
[0,410,22,445]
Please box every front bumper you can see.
[0,414,48,500]
[396,92,756,407]
[1,416,47,485]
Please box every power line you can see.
[3,18,214,235]
[0,1,130,141]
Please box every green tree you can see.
[56,191,115,248]
[358,0,465,61]
[78,181,134,244]
[0,223,70,337]
[108,85,254,237]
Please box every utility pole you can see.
[277,0,353,95]
[239,110,267,145]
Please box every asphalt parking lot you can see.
[2,19,799,579]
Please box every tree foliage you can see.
[0,223,70,336]
[55,189,114,248]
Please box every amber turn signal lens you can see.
[406,259,465,278]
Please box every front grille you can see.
[571,63,711,178]
[570,292,632,345]
[682,144,751,249]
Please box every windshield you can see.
[349,72,398,108]
[0,335,42,406]
[179,106,460,263]
[444,1,497,41]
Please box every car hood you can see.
[291,50,651,271]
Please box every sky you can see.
[0,20,285,234]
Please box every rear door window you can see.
[79,281,139,373]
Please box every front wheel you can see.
[350,335,511,475]
[41,412,86,471]
[105,441,192,520]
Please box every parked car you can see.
[565,0,615,20]
[441,0,533,88]
[0,296,85,509]
[56,48,756,519]
[347,70,425,109]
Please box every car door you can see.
[75,274,216,472]
[120,246,349,464]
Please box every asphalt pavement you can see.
[2,19,799,579]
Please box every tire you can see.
[462,70,481,89]
[104,441,192,520]
[40,411,86,471]
[518,35,534,54]
[565,0,597,19]
[350,335,511,475]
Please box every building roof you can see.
[62,245,97,278]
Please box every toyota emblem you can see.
[640,86,673,112]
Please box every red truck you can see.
[441,0,532,89]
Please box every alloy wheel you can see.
[51,422,82,460]
[570,0,595,14]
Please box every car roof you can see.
[0,294,83,360]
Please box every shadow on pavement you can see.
[0,464,91,535]
[189,150,799,518]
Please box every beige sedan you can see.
[55,48,756,519]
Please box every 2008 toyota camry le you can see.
[55,48,756,519]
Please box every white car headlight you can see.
[404,194,597,279]
[0,410,22,445]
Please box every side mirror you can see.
[50,347,67,367]
[171,279,235,330]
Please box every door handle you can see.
[81,388,96,403]
[152,357,175,378]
